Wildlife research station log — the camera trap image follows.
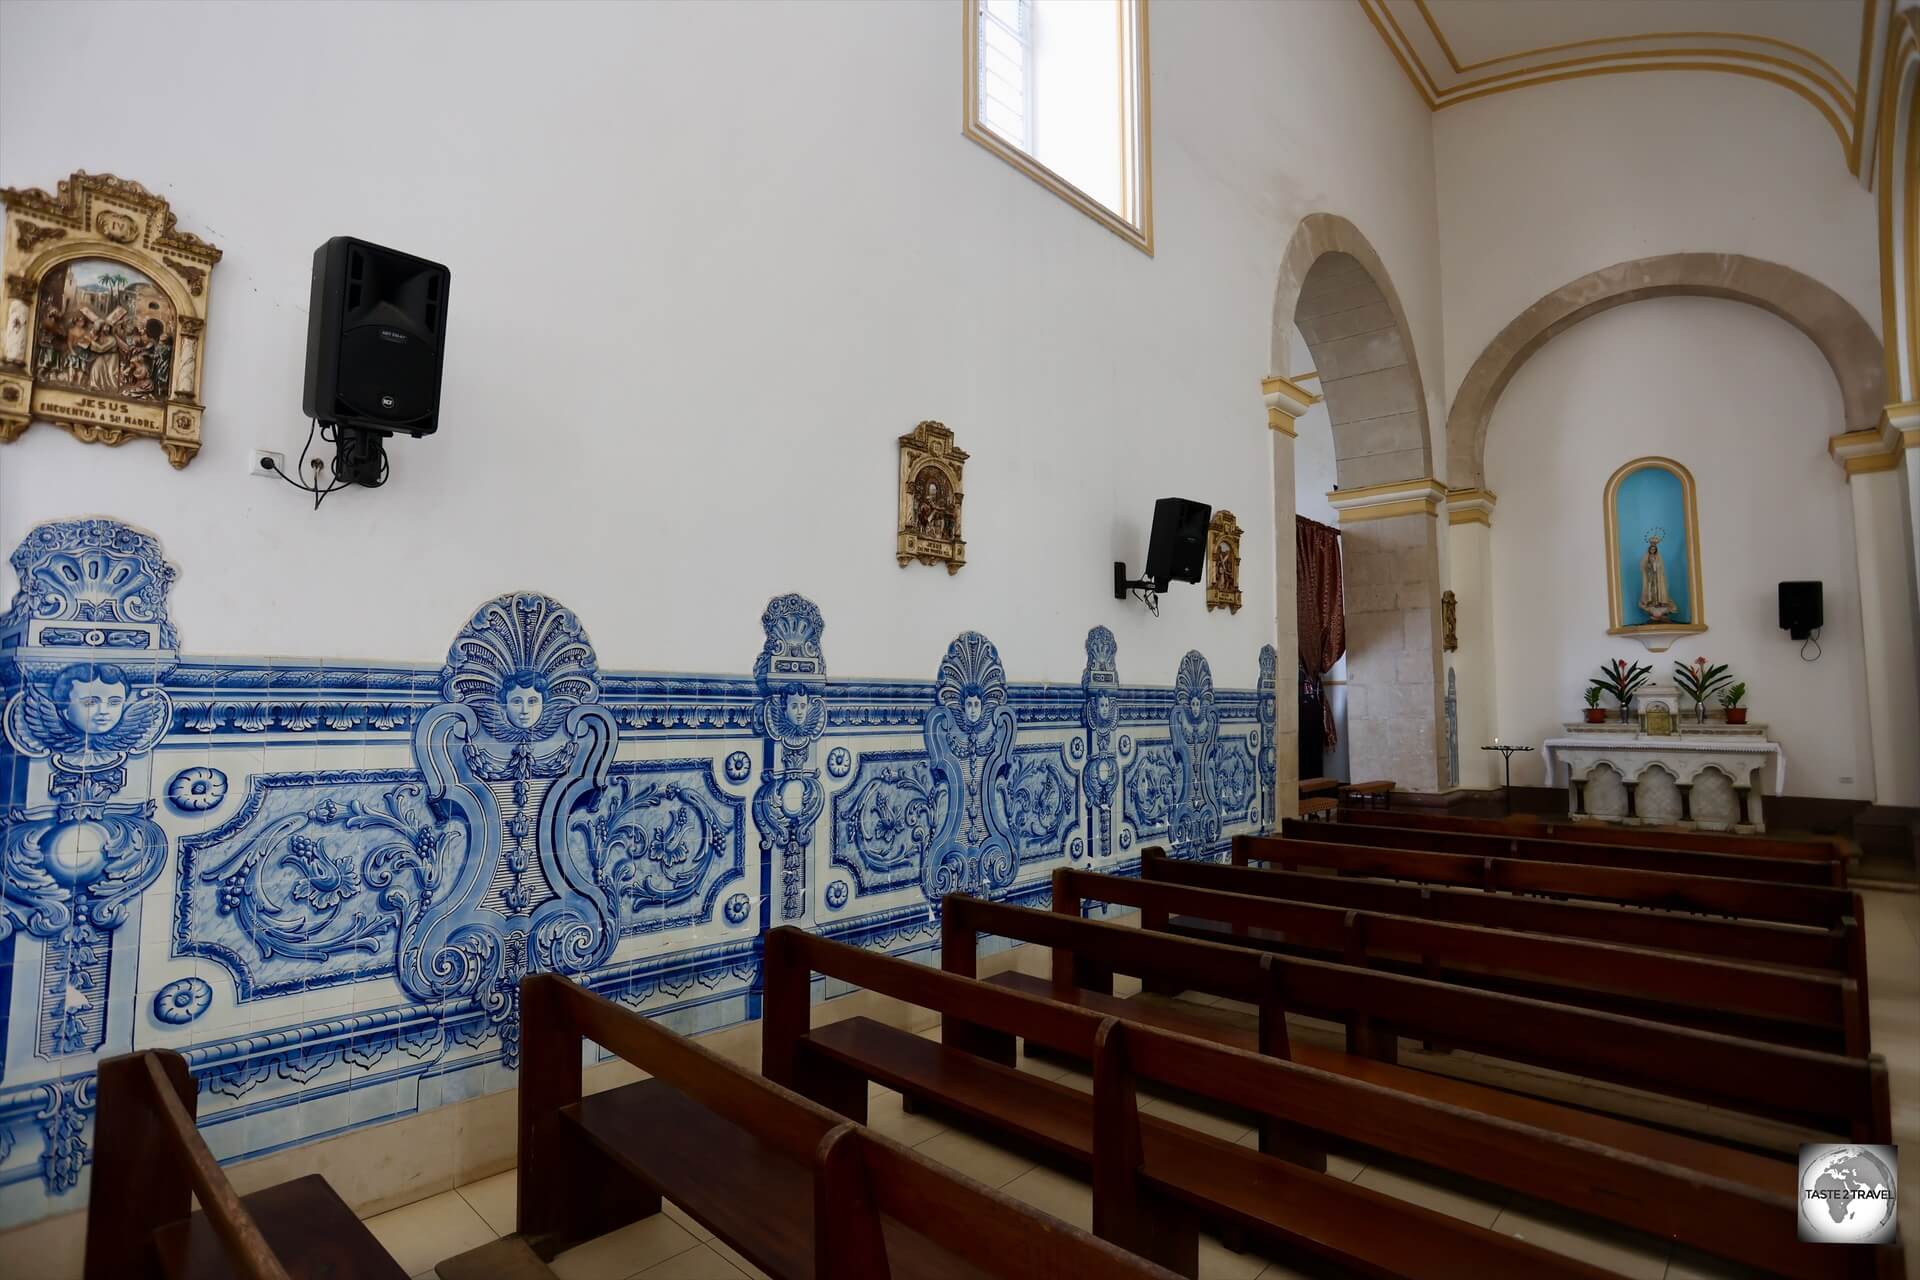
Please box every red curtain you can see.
[1296,515,1345,746]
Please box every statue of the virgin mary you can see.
[1638,529,1677,622]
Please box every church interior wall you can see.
[0,0,1442,1242]
[1484,297,1876,800]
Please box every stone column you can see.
[1265,375,1314,820]
[1829,422,1920,820]
[1326,477,1447,792]
[1444,488,1498,789]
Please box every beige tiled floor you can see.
[363,888,1920,1280]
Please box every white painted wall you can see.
[1434,72,1881,418]
[0,0,1440,696]
[1486,298,1874,800]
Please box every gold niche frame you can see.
[0,172,221,469]
[1603,455,1707,653]
[897,420,968,574]
[1205,509,1243,614]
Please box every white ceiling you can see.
[1361,0,1874,168]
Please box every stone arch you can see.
[1447,253,1886,489]
[1271,214,1435,486]
[1272,214,1445,793]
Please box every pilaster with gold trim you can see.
[1263,375,1303,822]
[1326,476,1448,523]
[1263,373,1317,437]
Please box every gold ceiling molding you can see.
[1359,0,1867,163]
[1874,7,1919,399]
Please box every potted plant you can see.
[1673,656,1732,723]
[1588,659,1653,723]
[1720,682,1748,725]
[1581,686,1607,723]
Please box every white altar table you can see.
[1540,729,1784,832]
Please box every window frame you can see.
[962,0,1154,256]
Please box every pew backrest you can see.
[1334,807,1850,863]
[1141,847,1858,974]
[978,883,1889,1141]
[1239,833,1858,928]
[1283,817,1843,886]
[1058,867,1862,1051]
[89,1051,302,1280]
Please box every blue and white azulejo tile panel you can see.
[0,517,1276,1230]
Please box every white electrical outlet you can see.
[251,448,286,479]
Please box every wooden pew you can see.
[1141,848,1869,997]
[87,1049,408,1280]
[1338,779,1395,810]
[1055,865,1866,1054]
[761,926,1629,1280]
[933,902,1901,1280]
[1336,805,1852,863]
[971,884,1893,1142]
[1297,776,1340,798]
[1283,815,1844,886]
[948,894,1901,1279]
[457,971,1181,1280]
[1241,832,1858,928]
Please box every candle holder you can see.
[1481,743,1534,814]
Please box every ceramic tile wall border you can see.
[0,517,1278,1232]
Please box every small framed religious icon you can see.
[1205,509,1243,613]
[1603,457,1706,651]
[897,420,967,574]
[0,173,221,469]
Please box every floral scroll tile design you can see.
[921,632,1019,902]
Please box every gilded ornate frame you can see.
[897,420,968,574]
[1205,508,1243,614]
[0,172,221,469]
[1603,455,1707,651]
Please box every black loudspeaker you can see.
[1144,498,1211,589]
[1779,581,1823,640]
[302,237,450,439]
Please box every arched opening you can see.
[1271,215,1445,793]
[1445,253,1886,491]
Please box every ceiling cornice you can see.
[1358,0,1876,173]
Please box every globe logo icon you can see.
[1797,1144,1899,1245]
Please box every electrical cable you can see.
[262,418,351,510]
[1800,629,1821,661]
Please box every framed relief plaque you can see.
[1205,509,1243,613]
[0,172,221,469]
[897,420,967,574]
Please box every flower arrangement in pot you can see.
[1719,682,1748,725]
[1588,659,1653,723]
[1581,686,1607,723]
[1674,656,1733,723]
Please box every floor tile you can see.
[633,1243,752,1278]
[1198,1232,1270,1279]
[363,1189,496,1277]
[865,1090,948,1145]
[663,1197,716,1243]
[706,1237,774,1279]
[1492,1202,1668,1280]
[1352,1162,1503,1229]
[455,1168,516,1236]
[550,1213,697,1280]
[1231,1129,1366,1181]
[912,1128,1036,1188]
[1142,1095,1254,1144]
[1000,1165,1093,1232]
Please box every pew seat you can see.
[983,970,1794,1203]
[1339,780,1395,810]
[799,1015,1615,1279]
[151,1174,406,1280]
[1298,796,1338,821]
[561,1078,997,1280]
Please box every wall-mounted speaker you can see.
[1778,581,1823,640]
[302,236,450,439]
[1143,498,1211,589]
